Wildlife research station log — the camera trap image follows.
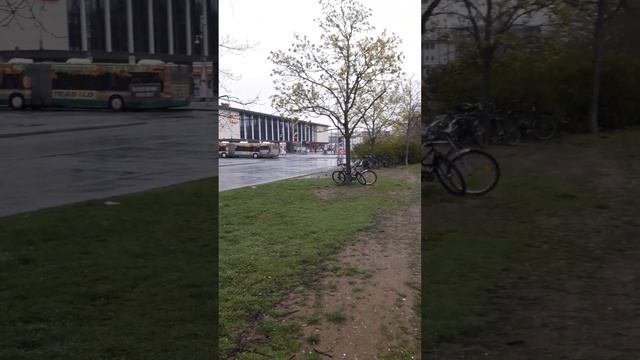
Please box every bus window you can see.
[93,73,111,91]
[111,72,131,91]
[0,73,24,89]
[130,72,164,91]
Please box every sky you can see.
[219,0,421,126]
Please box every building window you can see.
[67,0,82,51]
[110,0,128,52]
[190,0,203,57]
[154,0,169,54]
[87,0,106,52]
[133,0,149,54]
[251,116,256,140]
[173,0,187,55]
[267,118,273,141]
[208,0,217,58]
[260,117,267,140]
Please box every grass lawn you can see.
[422,126,640,348]
[219,170,415,358]
[0,178,218,359]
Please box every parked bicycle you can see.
[424,123,501,196]
[332,159,378,185]
[515,106,557,140]
[422,140,466,196]
[487,112,521,146]
[431,102,492,147]
[361,154,395,169]
[440,132,501,196]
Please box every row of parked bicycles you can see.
[332,158,379,186]
[422,101,560,196]
[331,154,401,185]
[426,101,558,147]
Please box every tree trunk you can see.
[345,133,352,182]
[481,54,493,109]
[405,122,410,166]
[370,137,375,155]
[422,0,443,34]
[590,0,607,134]
[480,52,494,130]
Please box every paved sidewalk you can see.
[219,155,338,192]
[184,101,216,110]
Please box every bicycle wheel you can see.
[360,170,377,185]
[474,124,490,147]
[332,170,347,185]
[433,155,466,196]
[449,149,500,196]
[532,115,557,140]
[504,126,521,146]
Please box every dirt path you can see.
[426,139,640,359]
[279,168,421,359]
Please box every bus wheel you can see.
[108,96,125,111]
[252,153,259,159]
[9,94,25,110]
[220,152,227,158]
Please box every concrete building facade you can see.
[219,106,330,152]
[0,0,217,99]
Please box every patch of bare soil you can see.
[281,168,421,359]
[426,140,640,360]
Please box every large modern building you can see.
[0,0,217,99]
[218,105,330,152]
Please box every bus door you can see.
[169,65,192,102]
[30,64,51,107]
[227,142,237,157]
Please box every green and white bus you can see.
[219,141,281,158]
[0,59,192,110]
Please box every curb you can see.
[0,122,147,138]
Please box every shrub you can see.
[427,49,640,132]
[353,136,421,165]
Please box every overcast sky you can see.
[219,0,421,125]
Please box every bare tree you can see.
[0,0,65,38]
[218,36,258,97]
[269,0,403,179]
[217,94,262,139]
[217,36,262,133]
[425,0,553,107]
[562,0,626,133]
[398,78,421,165]
[360,82,402,155]
[589,0,609,134]
[422,0,445,33]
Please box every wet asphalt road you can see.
[0,108,217,217]
[219,153,340,191]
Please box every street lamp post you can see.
[193,15,209,100]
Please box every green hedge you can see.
[352,137,421,165]
[427,51,640,132]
